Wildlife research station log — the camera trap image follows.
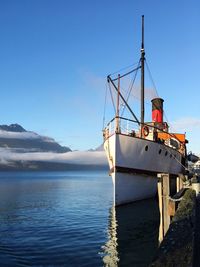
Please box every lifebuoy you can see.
[142,125,149,137]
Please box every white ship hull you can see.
[104,133,184,205]
[112,172,157,205]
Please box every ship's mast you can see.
[141,15,145,127]
[116,74,120,132]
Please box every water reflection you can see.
[103,199,160,267]
[103,206,119,266]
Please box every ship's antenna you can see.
[140,15,145,128]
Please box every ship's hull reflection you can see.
[103,198,159,267]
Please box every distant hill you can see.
[95,144,104,151]
[0,124,26,132]
[0,124,71,153]
[88,144,104,152]
[0,124,107,171]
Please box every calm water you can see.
[0,171,159,267]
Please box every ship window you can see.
[159,149,162,154]
[145,145,148,151]
[165,151,168,156]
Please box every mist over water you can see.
[0,171,159,266]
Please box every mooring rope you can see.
[160,143,189,172]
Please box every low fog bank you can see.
[0,148,108,171]
[0,124,108,171]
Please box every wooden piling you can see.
[176,174,184,192]
[157,176,163,243]
[157,173,171,243]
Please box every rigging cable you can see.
[145,60,159,97]
[145,60,175,131]
[108,79,116,114]
[121,60,141,117]
[112,66,141,82]
[145,60,174,130]
[109,62,139,77]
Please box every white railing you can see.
[103,117,140,139]
[103,117,185,154]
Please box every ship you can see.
[103,16,187,206]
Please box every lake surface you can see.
[0,171,159,266]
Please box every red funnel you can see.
[151,98,164,123]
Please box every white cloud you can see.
[170,117,200,132]
[82,71,105,92]
[169,117,200,154]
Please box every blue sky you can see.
[0,0,200,152]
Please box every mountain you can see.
[0,124,107,171]
[95,144,104,151]
[0,124,26,132]
[88,144,104,152]
[0,124,71,153]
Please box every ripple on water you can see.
[0,171,159,267]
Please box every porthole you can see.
[159,149,162,154]
[145,145,148,151]
[165,151,168,156]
